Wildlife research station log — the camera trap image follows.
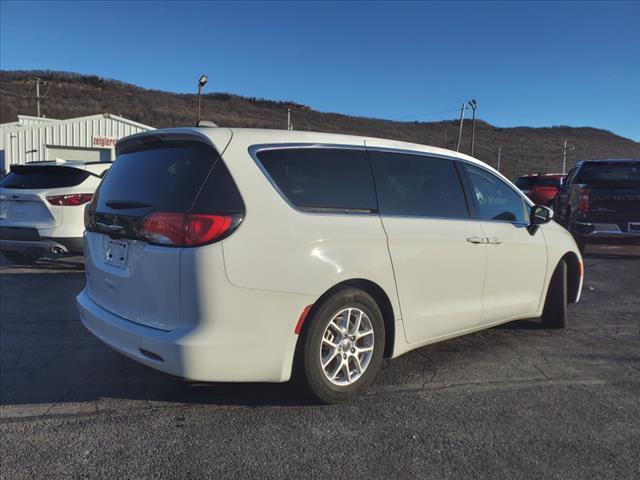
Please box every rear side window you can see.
[255,148,377,212]
[192,160,245,212]
[96,140,241,216]
[369,151,469,219]
[0,166,90,189]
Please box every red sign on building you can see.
[92,137,118,147]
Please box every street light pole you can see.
[456,103,467,152]
[197,74,208,123]
[468,99,477,156]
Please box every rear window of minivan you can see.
[0,165,90,189]
[95,140,244,217]
[256,147,377,213]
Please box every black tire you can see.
[2,251,41,265]
[541,260,568,329]
[299,288,385,404]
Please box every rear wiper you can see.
[105,200,152,209]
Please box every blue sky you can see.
[1,1,639,140]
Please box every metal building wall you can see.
[1,114,154,166]
[0,116,57,151]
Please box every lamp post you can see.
[456,103,468,152]
[197,74,208,123]
[468,99,477,156]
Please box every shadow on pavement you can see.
[0,255,85,271]
[1,245,638,411]
[493,319,546,330]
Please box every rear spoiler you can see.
[10,164,105,179]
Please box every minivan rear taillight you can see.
[141,212,242,246]
[47,193,94,206]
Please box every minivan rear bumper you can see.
[77,285,313,383]
[78,288,193,378]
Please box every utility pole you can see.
[497,146,502,171]
[287,108,292,130]
[456,103,467,152]
[35,78,41,117]
[468,99,478,156]
[561,139,575,174]
[27,77,46,117]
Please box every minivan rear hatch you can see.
[84,129,239,330]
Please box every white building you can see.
[0,113,154,171]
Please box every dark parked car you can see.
[515,173,566,206]
[554,159,640,253]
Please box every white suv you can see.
[0,161,110,264]
[77,128,583,403]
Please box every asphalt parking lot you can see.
[1,245,639,479]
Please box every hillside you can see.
[1,70,638,179]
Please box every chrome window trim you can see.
[247,142,531,226]
[377,214,475,223]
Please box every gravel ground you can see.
[1,245,639,479]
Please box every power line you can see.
[472,142,546,171]
[0,88,23,98]
[396,107,460,121]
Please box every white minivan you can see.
[77,128,583,403]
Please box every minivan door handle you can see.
[466,236,486,244]
[487,236,503,245]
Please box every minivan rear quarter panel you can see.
[217,132,403,330]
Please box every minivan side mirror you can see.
[528,205,554,235]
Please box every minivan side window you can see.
[462,164,528,223]
[369,151,469,219]
[255,147,377,212]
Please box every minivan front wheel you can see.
[541,260,568,329]
[300,288,385,404]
